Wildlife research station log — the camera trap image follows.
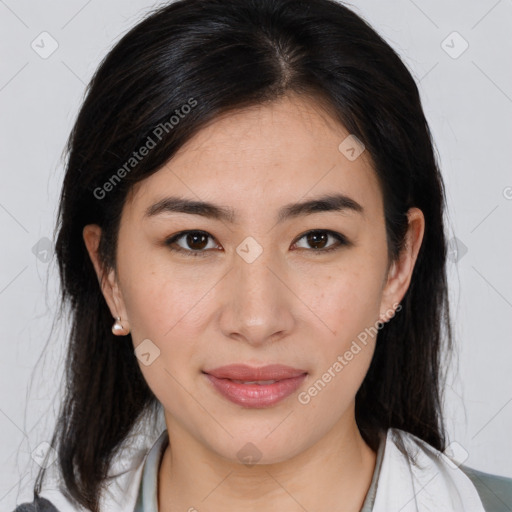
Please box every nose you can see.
[218,248,296,348]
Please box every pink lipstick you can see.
[203,364,307,408]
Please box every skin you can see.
[83,92,424,511]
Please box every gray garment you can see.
[13,430,512,512]
[360,434,512,512]
[460,465,512,512]
[13,496,58,512]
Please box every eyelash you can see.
[163,230,350,258]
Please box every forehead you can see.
[124,94,383,222]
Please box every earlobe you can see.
[82,224,130,333]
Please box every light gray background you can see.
[1,0,511,508]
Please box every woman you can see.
[14,0,512,511]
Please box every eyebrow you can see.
[144,193,364,223]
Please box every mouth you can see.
[202,364,308,408]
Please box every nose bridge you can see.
[237,247,280,299]
[234,232,281,293]
[219,239,294,345]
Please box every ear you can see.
[379,207,425,322]
[82,224,130,329]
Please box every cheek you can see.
[300,250,387,403]
[297,265,383,413]
[119,267,208,413]
[310,255,387,339]
[120,252,210,339]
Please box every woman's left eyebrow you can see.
[143,193,365,224]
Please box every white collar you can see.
[135,429,169,511]
[373,428,486,511]
[38,408,167,512]
[39,426,485,511]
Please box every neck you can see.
[157,409,378,512]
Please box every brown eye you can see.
[184,232,209,250]
[164,230,217,257]
[293,230,349,253]
[306,231,328,249]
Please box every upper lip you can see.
[203,364,307,381]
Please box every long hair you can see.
[33,0,452,510]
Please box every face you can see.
[84,93,423,465]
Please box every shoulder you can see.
[460,465,512,512]
[12,496,59,512]
[389,428,512,511]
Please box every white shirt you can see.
[38,424,488,511]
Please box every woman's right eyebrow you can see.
[143,193,365,224]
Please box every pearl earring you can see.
[112,316,129,335]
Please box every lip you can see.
[204,364,307,381]
[203,364,308,408]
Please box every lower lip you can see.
[204,373,307,408]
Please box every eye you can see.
[292,230,350,254]
[164,230,219,257]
